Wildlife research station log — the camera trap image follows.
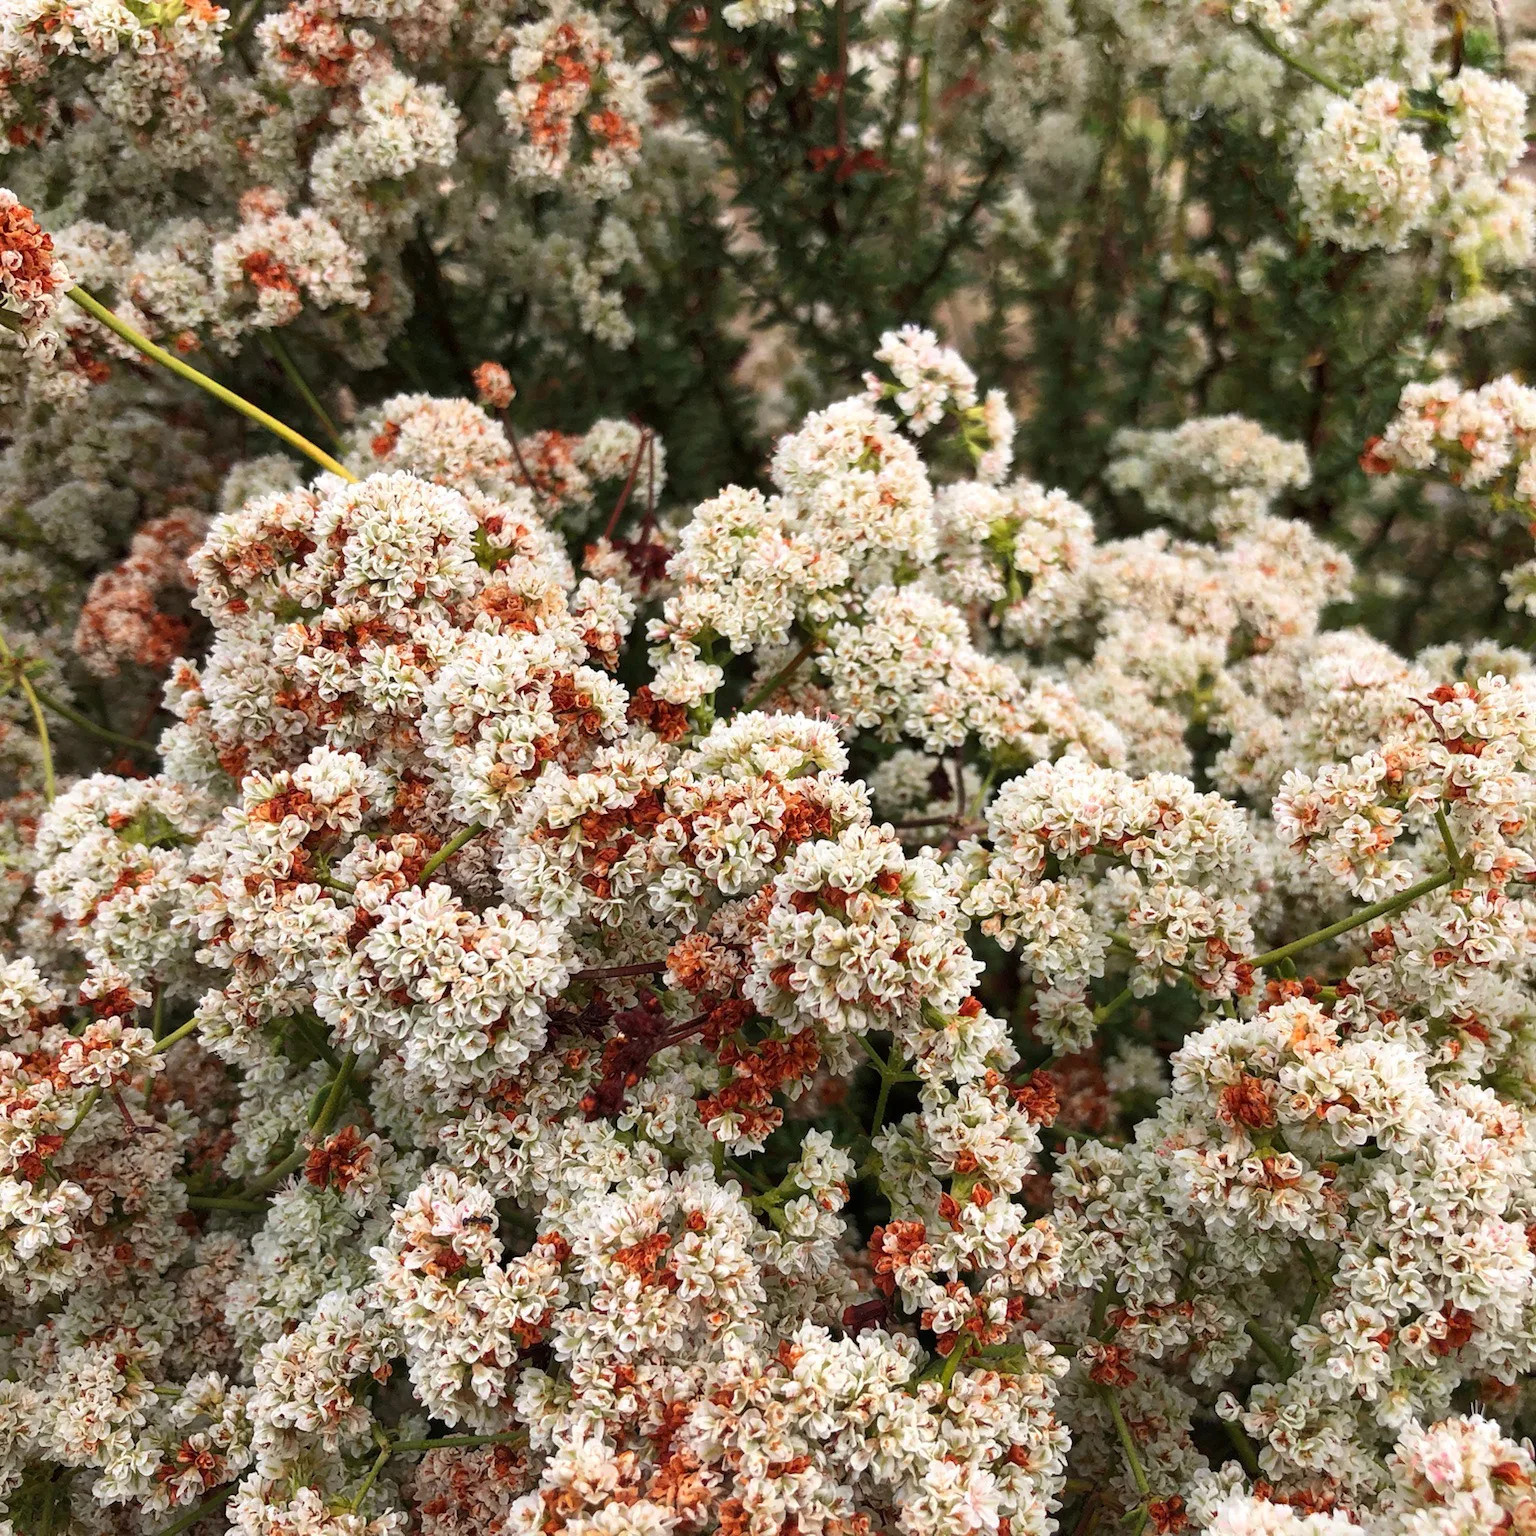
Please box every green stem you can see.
[349,1443,392,1512]
[57,1085,100,1153]
[1294,1236,1328,1294]
[16,670,52,801]
[152,1018,200,1054]
[388,1431,528,1453]
[243,1049,356,1197]
[1093,987,1134,1026]
[0,634,54,801]
[154,1483,235,1536]
[937,1338,973,1390]
[287,1012,341,1069]
[417,823,484,885]
[1100,1384,1150,1499]
[66,288,357,483]
[185,1194,268,1212]
[1091,1282,1113,1339]
[1435,806,1464,875]
[967,764,998,820]
[32,684,158,755]
[261,332,341,445]
[907,51,931,245]
[309,1049,356,1131]
[871,1072,896,1137]
[1221,1415,1263,1478]
[1247,868,1454,971]
[741,635,820,714]
[244,1144,307,1197]
[1244,1317,1295,1377]
[1243,20,1348,96]
[868,1042,909,1136]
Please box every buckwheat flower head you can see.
[1202,1488,1360,1534]
[1440,68,1530,178]
[497,6,647,199]
[1295,78,1435,252]
[747,822,980,1044]
[722,0,796,26]
[471,362,514,412]
[310,70,461,241]
[1106,416,1310,536]
[931,477,1096,644]
[865,324,979,436]
[0,190,69,353]
[209,193,368,337]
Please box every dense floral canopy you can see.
[2,1,1536,1534]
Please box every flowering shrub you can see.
[2,1,1536,1534]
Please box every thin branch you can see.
[897,147,1009,315]
[152,1018,201,1054]
[261,332,342,446]
[1244,1316,1295,1377]
[1100,1384,1150,1499]
[31,685,158,755]
[1243,20,1348,96]
[1221,1416,1263,1478]
[742,635,820,713]
[417,823,484,885]
[1247,868,1455,971]
[66,288,356,482]
[244,1049,357,1197]
[504,416,545,509]
[388,1431,529,1453]
[1093,987,1135,1027]
[572,960,668,980]
[185,1194,268,1212]
[600,428,651,542]
[308,1049,357,1131]
[0,635,54,800]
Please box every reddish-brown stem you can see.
[572,960,668,980]
[112,1089,146,1134]
[741,635,820,713]
[504,418,544,507]
[639,430,658,540]
[601,428,651,542]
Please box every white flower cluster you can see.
[1365,375,1536,615]
[1293,66,1536,323]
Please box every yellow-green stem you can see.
[0,634,55,801]
[1101,1384,1150,1499]
[261,331,342,445]
[1248,867,1455,971]
[14,669,53,802]
[1243,20,1348,96]
[32,684,158,755]
[388,1431,529,1453]
[66,288,357,483]
[152,1018,201,1054]
[418,823,484,885]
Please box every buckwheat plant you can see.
[0,0,1535,1532]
